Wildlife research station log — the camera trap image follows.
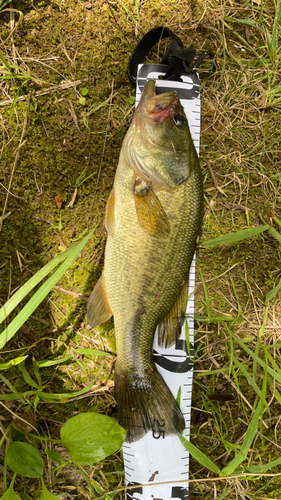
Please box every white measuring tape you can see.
[123,64,201,500]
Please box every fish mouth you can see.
[144,81,181,122]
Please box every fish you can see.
[87,80,203,443]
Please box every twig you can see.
[67,99,84,135]
[0,80,82,108]
[0,8,24,45]
[206,160,227,196]
[53,286,84,298]
[0,93,31,232]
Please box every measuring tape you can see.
[122,64,201,500]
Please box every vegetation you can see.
[0,0,281,498]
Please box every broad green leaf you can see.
[40,479,61,500]
[74,348,111,357]
[46,449,64,464]
[81,87,88,96]
[6,442,44,478]
[0,483,21,500]
[61,412,126,465]
[0,356,27,371]
[179,436,220,474]
[0,244,77,325]
[221,401,261,476]
[201,225,269,247]
[0,226,96,350]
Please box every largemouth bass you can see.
[87,80,203,443]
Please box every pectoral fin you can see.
[87,275,113,327]
[133,180,170,238]
[105,188,115,234]
[158,280,189,348]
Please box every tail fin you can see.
[115,365,185,443]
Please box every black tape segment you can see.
[128,26,196,86]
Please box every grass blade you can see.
[217,484,234,500]
[0,356,27,371]
[179,435,221,474]
[36,355,73,368]
[0,245,78,325]
[221,401,261,476]
[0,227,96,350]
[265,277,281,304]
[232,357,264,402]
[39,363,104,401]
[74,348,112,357]
[244,455,281,473]
[233,334,281,385]
[267,226,281,244]
[200,225,269,247]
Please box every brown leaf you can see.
[209,391,235,402]
[13,411,37,435]
[191,409,209,425]
[55,195,63,209]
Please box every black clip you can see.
[128,26,216,86]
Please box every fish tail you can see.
[115,365,185,443]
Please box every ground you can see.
[1,0,281,499]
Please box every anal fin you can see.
[158,280,189,348]
[87,275,113,327]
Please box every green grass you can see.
[1,0,281,498]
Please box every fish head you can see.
[127,80,196,190]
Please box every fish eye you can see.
[173,115,185,126]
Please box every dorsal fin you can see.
[87,275,113,327]
[133,180,170,238]
[158,280,189,348]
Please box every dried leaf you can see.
[13,411,37,434]
[55,195,63,210]
[67,187,78,208]
[209,391,235,402]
